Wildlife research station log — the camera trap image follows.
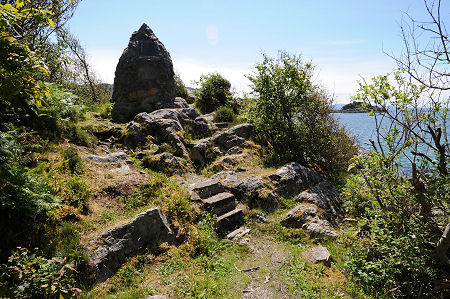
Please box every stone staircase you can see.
[190,179,244,234]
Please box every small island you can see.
[333,101,386,113]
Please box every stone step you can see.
[202,192,236,216]
[216,208,244,233]
[190,180,225,200]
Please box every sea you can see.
[332,104,449,175]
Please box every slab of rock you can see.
[112,24,181,122]
[303,246,331,266]
[87,208,174,282]
[210,170,238,184]
[83,152,131,163]
[189,123,254,165]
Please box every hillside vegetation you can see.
[0,1,448,298]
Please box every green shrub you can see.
[214,106,235,122]
[65,176,91,213]
[0,133,60,259]
[62,147,83,174]
[343,154,446,297]
[175,73,189,100]
[65,122,95,147]
[195,73,232,114]
[244,51,356,174]
[0,247,81,298]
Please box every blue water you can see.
[333,113,378,149]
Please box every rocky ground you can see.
[62,102,363,298]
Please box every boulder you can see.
[111,24,181,122]
[142,152,187,175]
[87,208,174,282]
[296,181,341,224]
[303,246,331,266]
[83,152,131,163]
[268,162,323,198]
[232,176,280,212]
[281,203,338,238]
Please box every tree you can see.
[345,0,449,296]
[195,72,232,113]
[244,51,355,174]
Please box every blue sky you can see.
[68,0,443,103]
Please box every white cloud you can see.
[85,47,396,104]
[205,25,219,45]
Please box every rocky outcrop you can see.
[111,24,183,122]
[86,208,174,282]
[189,123,254,165]
[295,181,341,224]
[125,107,212,157]
[230,162,324,212]
[232,176,280,212]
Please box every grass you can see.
[81,193,368,298]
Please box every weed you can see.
[62,146,83,174]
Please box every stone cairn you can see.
[111,23,180,122]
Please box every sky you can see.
[67,0,445,103]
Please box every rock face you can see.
[111,23,181,122]
[268,162,323,198]
[87,208,174,282]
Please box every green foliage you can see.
[62,146,83,174]
[157,142,176,155]
[244,51,356,173]
[343,153,447,297]
[0,133,60,259]
[195,73,232,113]
[192,214,222,257]
[175,73,189,100]
[66,122,95,147]
[0,247,81,298]
[65,176,91,213]
[214,106,235,122]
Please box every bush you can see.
[195,73,232,114]
[343,154,446,297]
[244,51,356,174]
[62,147,83,174]
[65,122,95,147]
[175,73,189,100]
[0,247,81,298]
[0,133,60,259]
[214,106,235,122]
